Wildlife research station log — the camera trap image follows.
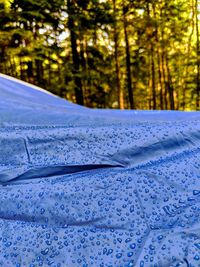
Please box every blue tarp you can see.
[0,73,200,267]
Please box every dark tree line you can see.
[0,0,200,110]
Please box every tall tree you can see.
[113,0,124,109]
[195,0,200,109]
[67,0,84,105]
[122,1,135,109]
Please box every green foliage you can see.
[0,0,199,109]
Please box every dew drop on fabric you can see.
[0,74,200,266]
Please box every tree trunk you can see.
[159,4,168,110]
[67,0,84,105]
[148,51,152,110]
[153,3,163,110]
[122,3,135,109]
[80,37,87,103]
[182,0,195,110]
[113,0,124,109]
[161,52,168,110]
[147,3,156,109]
[27,61,34,83]
[195,0,200,110]
[157,51,164,110]
[20,59,24,80]
[151,45,156,109]
[35,59,43,86]
[165,55,175,110]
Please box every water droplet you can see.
[127,252,133,257]
[41,248,49,255]
[116,253,122,259]
[193,190,200,195]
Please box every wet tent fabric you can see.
[0,74,200,267]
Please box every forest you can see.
[0,0,199,110]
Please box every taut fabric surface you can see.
[1,73,200,267]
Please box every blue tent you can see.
[0,73,200,266]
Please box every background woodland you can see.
[0,0,200,110]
